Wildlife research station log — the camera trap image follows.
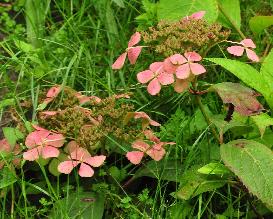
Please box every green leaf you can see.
[48,153,67,176]
[157,0,218,24]
[206,58,273,109]
[0,167,17,189]
[217,0,241,29]
[260,49,273,87]
[51,192,105,219]
[3,127,24,147]
[134,159,183,182]
[198,162,231,175]
[249,16,273,34]
[251,113,273,137]
[112,0,125,8]
[0,99,15,110]
[176,166,227,200]
[221,139,273,208]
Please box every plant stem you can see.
[218,3,246,39]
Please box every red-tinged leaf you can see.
[227,46,244,56]
[126,151,144,165]
[128,46,142,64]
[112,52,127,70]
[128,32,141,47]
[210,82,264,116]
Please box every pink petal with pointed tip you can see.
[146,148,165,161]
[246,48,260,62]
[149,119,161,127]
[134,112,149,120]
[147,78,161,95]
[41,146,60,159]
[157,72,174,85]
[58,160,79,174]
[241,39,256,48]
[25,130,50,148]
[78,163,94,177]
[174,79,189,93]
[46,86,61,98]
[23,147,42,161]
[46,133,65,148]
[128,46,142,64]
[112,52,127,70]
[176,64,191,79]
[126,151,144,165]
[84,155,106,167]
[189,11,206,20]
[150,62,164,73]
[184,52,202,62]
[128,32,141,47]
[227,46,244,56]
[144,130,160,143]
[137,70,154,83]
[70,147,89,161]
[190,63,206,75]
[169,54,187,65]
[132,140,150,151]
[163,58,177,74]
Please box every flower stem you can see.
[218,3,246,39]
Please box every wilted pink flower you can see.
[137,62,174,95]
[126,130,175,165]
[112,32,143,70]
[0,139,21,169]
[74,92,102,105]
[183,11,206,21]
[175,52,206,79]
[23,129,65,161]
[43,86,61,104]
[124,112,160,129]
[174,79,191,93]
[58,146,106,177]
[227,39,259,62]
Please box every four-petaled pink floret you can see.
[137,62,174,95]
[112,32,143,70]
[23,127,65,161]
[227,39,259,62]
[126,130,175,165]
[58,144,106,177]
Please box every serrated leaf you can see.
[218,0,241,29]
[206,58,273,110]
[3,127,24,148]
[176,166,227,200]
[249,16,273,34]
[260,49,273,87]
[157,0,218,24]
[209,82,264,116]
[251,113,273,137]
[51,192,105,219]
[0,167,17,189]
[134,159,183,182]
[198,162,231,175]
[112,0,125,8]
[221,139,273,208]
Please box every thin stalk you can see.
[11,184,15,219]
[218,3,246,39]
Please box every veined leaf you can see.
[251,113,273,137]
[249,16,273,34]
[260,49,273,89]
[3,127,24,148]
[198,162,231,175]
[218,0,241,29]
[158,0,218,23]
[221,139,273,208]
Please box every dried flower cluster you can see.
[141,17,230,56]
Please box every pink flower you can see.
[124,112,160,129]
[0,139,21,169]
[58,146,106,177]
[137,62,174,95]
[74,92,102,105]
[126,130,175,165]
[43,86,61,104]
[112,32,143,70]
[227,39,259,62]
[164,54,187,74]
[175,52,206,79]
[183,11,206,21]
[23,128,65,161]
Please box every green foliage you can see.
[198,162,231,175]
[218,0,241,29]
[3,127,24,147]
[157,0,218,23]
[260,49,273,86]
[249,16,273,34]
[221,139,273,208]
[0,167,17,189]
[251,113,273,137]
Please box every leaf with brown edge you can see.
[209,82,264,116]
